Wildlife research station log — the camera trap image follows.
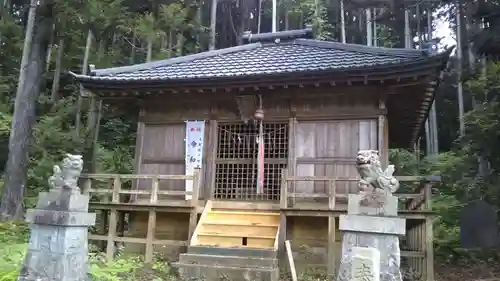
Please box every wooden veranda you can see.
[82,170,438,280]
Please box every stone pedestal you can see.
[18,189,96,281]
[336,194,406,281]
[351,247,380,281]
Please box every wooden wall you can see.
[133,86,386,199]
[135,122,213,200]
[286,216,342,274]
[125,86,391,272]
[292,119,378,196]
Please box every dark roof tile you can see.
[71,38,442,83]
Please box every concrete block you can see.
[175,263,279,281]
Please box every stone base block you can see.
[26,225,90,254]
[351,247,381,281]
[336,232,403,281]
[36,189,90,212]
[347,194,399,216]
[339,215,405,235]
[26,209,95,226]
[18,251,89,281]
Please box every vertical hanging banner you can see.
[185,121,205,200]
[256,121,265,195]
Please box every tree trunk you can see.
[0,0,54,221]
[14,0,37,101]
[456,1,465,137]
[45,23,55,71]
[50,38,64,102]
[209,0,217,50]
[130,29,136,64]
[147,36,153,62]
[76,29,93,135]
[168,29,173,58]
[176,33,183,56]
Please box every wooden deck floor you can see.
[89,199,432,219]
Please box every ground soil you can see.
[436,261,500,281]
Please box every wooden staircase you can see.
[174,201,281,281]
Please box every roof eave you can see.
[71,51,450,91]
[407,46,454,148]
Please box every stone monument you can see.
[336,150,406,281]
[18,154,96,281]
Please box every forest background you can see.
[0,0,500,280]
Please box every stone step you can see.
[197,232,275,249]
[188,246,277,258]
[179,253,278,269]
[174,262,279,281]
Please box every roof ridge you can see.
[294,39,429,58]
[92,43,263,76]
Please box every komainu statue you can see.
[48,154,84,191]
[356,150,399,200]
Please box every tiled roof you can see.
[71,38,443,84]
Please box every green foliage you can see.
[0,221,28,281]
[0,221,177,281]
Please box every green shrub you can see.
[0,221,28,281]
[88,252,175,281]
[0,221,176,281]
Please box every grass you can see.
[0,221,177,281]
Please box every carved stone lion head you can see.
[61,154,83,175]
[356,150,380,167]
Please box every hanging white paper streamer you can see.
[256,120,264,194]
[185,121,205,200]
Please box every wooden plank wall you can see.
[135,123,212,200]
[134,86,384,200]
[293,120,378,196]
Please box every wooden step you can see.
[209,210,280,216]
[210,201,280,210]
[205,211,280,225]
[201,222,278,237]
[197,233,275,249]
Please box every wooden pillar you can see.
[145,177,159,263]
[424,183,434,281]
[378,98,388,167]
[188,168,201,244]
[287,117,296,205]
[132,119,145,202]
[327,180,336,280]
[106,176,121,260]
[207,120,218,199]
[279,169,288,261]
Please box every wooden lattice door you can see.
[214,122,288,201]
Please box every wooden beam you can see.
[144,210,156,263]
[285,240,298,281]
[188,168,200,244]
[106,209,118,260]
[327,215,336,280]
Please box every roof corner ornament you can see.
[421,39,439,54]
[243,30,253,43]
[88,64,96,75]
